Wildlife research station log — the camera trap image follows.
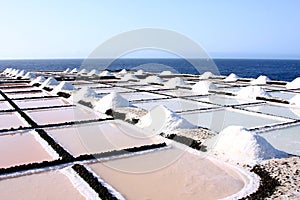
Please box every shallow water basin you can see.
[261,126,300,156]
[180,108,285,132]
[120,92,167,101]
[47,120,161,156]
[15,98,70,109]
[0,131,53,168]
[0,170,84,199]
[268,91,297,100]
[187,95,255,106]
[155,89,199,97]
[244,104,300,120]
[93,87,134,94]
[0,112,29,130]
[26,107,104,125]
[0,101,13,111]
[6,91,50,99]
[88,146,246,200]
[133,98,215,112]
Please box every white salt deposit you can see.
[224,73,239,82]
[286,77,300,89]
[199,71,214,79]
[78,69,89,74]
[135,69,144,75]
[10,69,20,77]
[164,77,187,89]
[52,81,76,94]
[237,86,271,100]
[70,87,101,104]
[30,76,46,85]
[289,94,300,107]
[70,68,78,73]
[99,70,114,77]
[2,68,12,74]
[94,92,132,113]
[212,126,288,165]
[160,71,173,75]
[39,77,59,88]
[136,105,195,134]
[192,81,218,95]
[118,69,127,75]
[251,75,270,85]
[141,76,163,84]
[23,72,36,79]
[16,70,27,78]
[120,74,138,81]
[63,68,70,73]
[87,69,99,76]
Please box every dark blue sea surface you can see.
[0,59,299,81]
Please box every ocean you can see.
[0,59,299,82]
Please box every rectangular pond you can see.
[261,125,300,156]
[88,146,246,200]
[120,91,167,102]
[6,91,50,99]
[47,120,162,157]
[243,104,300,120]
[0,131,53,168]
[0,112,29,130]
[0,101,13,111]
[26,107,105,125]
[14,98,70,109]
[187,95,255,106]
[133,98,216,112]
[180,108,286,132]
[0,170,85,199]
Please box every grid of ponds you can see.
[0,70,299,199]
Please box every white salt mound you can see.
[213,126,288,165]
[251,75,270,85]
[121,74,138,81]
[39,77,59,88]
[290,94,300,107]
[136,105,195,134]
[16,70,27,78]
[94,92,132,113]
[99,70,114,77]
[164,77,187,89]
[237,86,271,100]
[192,81,218,95]
[286,77,300,89]
[52,81,76,94]
[9,69,19,77]
[141,76,163,84]
[2,68,12,74]
[87,69,99,76]
[70,87,101,104]
[199,71,214,79]
[78,69,89,74]
[160,71,173,75]
[224,73,239,82]
[70,68,78,73]
[30,76,46,85]
[135,69,144,75]
[118,69,127,75]
[63,68,70,73]
[23,72,36,79]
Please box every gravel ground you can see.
[263,156,300,200]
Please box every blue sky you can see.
[0,0,299,59]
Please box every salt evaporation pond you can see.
[180,108,286,132]
[88,146,247,200]
[133,98,215,112]
[1,86,35,92]
[0,131,52,168]
[0,170,85,199]
[261,125,300,156]
[0,112,28,130]
[269,91,298,100]
[244,104,300,120]
[47,120,162,156]
[5,91,50,99]
[25,107,104,125]
[93,87,134,94]
[187,95,255,106]
[120,91,167,101]
[155,88,200,97]
[15,98,70,109]
[0,101,13,111]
